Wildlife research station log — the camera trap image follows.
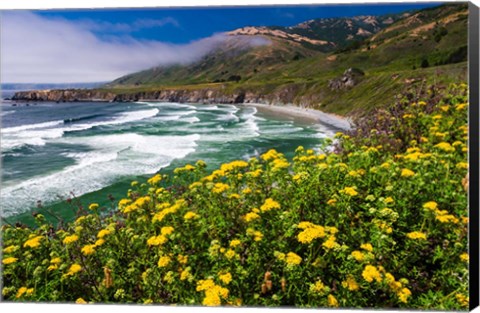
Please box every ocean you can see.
[1,99,339,226]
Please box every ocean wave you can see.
[1,109,159,150]
[1,133,200,217]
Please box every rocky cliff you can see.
[11,86,306,106]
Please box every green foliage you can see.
[2,84,469,309]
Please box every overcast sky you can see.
[1,2,441,84]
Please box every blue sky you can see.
[2,2,444,83]
[38,3,442,44]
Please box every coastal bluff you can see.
[11,86,307,106]
[12,88,263,104]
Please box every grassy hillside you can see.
[104,3,467,117]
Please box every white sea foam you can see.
[1,109,159,150]
[1,133,200,217]
[2,120,64,133]
[144,102,197,110]
[181,116,201,124]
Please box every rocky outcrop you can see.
[12,87,267,105]
[328,68,365,90]
[11,89,117,102]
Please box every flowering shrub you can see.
[1,84,469,309]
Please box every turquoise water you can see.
[1,100,339,226]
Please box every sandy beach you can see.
[241,102,353,131]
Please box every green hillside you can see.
[105,3,467,117]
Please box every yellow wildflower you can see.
[362,265,382,283]
[184,211,199,220]
[63,235,80,246]
[360,243,373,252]
[460,253,469,262]
[322,236,338,250]
[97,229,111,239]
[398,287,411,303]
[229,240,241,248]
[434,142,455,152]
[327,199,337,206]
[197,279,216,291]
[342,276,359,291]
[180,268,192,281]
[64,264,82,277]
[218,272,232,285]
[23,236,42,248]
[436,214,459,224]
[212,183,229,194]
[88,203,99,211]
[16,287,28,298]
[423,201,438,211]
[260,198,281,212]
[3,245,19,254]
[310,280,326,294]
[76,298,87,304]
[341,186,358,196]
[401,169,415,177]
[406,231,427,240]
[456,294,469,307]
[224,249,236,260]
[298,225,326,244]
[157,256,171,268]
[95,239,105,246]
[351,250,364,262]
[147,174,162,185]
[176,254,188,265]
[327,294,339,307]
[285,252,302,266]
[81,244,96,256]
[161,226,174,236]
[243,212,261,222]
[2,257,18,265]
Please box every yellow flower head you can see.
[351,250,364,262]
[285,252,302,266]
[243,212,261,222]
[81,244,96,256]
[157,256,171,268]
[360,243,373,252]
[184,211,200,220]
[218,272,232,285]
[341,187,358,197]
[401,169,415,177]
[406,231,427,240]
[342,276,359,291]
[88,203,99,211]
[297,224,326,244]
[327,294,339,307]
[65,264,82,276]
[212,183,229,194]
[423,201,438,211]
[460,253,469,262]
[434,142,455,152]
[229,240,241,248]
[23,236,43,249]
[362,265,382,283]
[62,234,79,245]
[260,198,281,212]
[224,249,236,260]
[97,229,111,239]
[161,226,174,236]
[2,257,18,265]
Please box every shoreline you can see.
[241,102,352,131]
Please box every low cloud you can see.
[1,12,267,83]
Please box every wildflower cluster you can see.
[1,84,468,309]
